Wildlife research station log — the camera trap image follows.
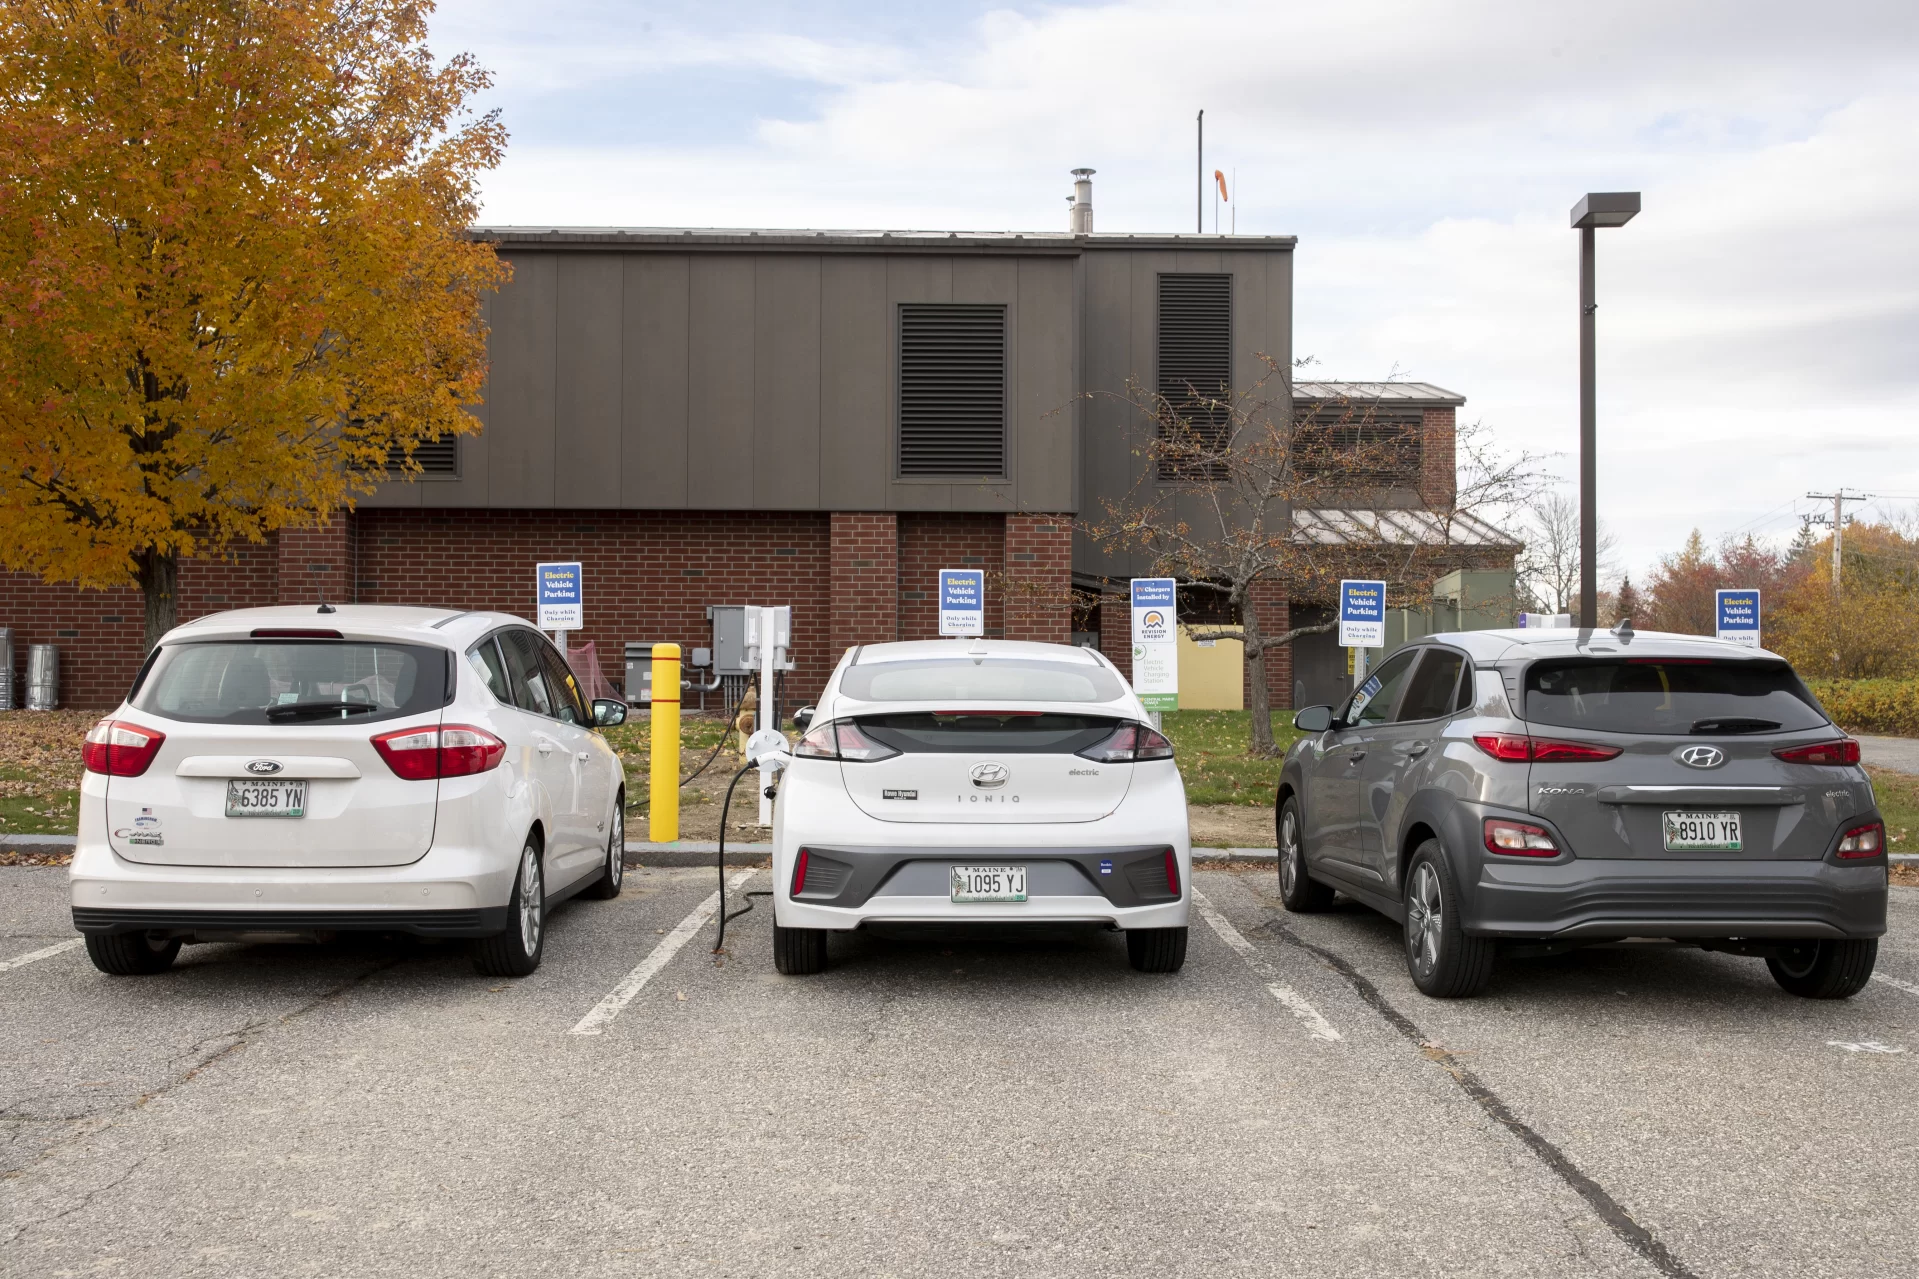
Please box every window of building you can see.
[897,303,1007,478]
[1292,407,1422,489]
[1156,273,1232,481]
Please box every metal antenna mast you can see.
[1196,110,1204,234]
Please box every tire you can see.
[582,793,625,900]
[772,924,828,975]
[1767,939,1878,999]
[1127,926,1188,973]
[1277,796,1336,913]
[84,931,181,976]
[474,838,545,978]
[1402,840,1494,998]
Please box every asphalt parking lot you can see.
[3,865,1916,1278]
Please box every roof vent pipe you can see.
[1070,168,1095,234]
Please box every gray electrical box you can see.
[623,642,656,705]
[705,606,750,675]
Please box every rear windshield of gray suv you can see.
[1523,658,1827,736]
[132,641,450,725]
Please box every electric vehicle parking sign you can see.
[1338,579,1386,648]
[938,568,985,637]
[1715,588,1760,648]
[536,561,583,630]
[1130,577,1179,711]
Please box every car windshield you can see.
[840,657,1125,703]
[1522,658,1828,736]
[132,641,449,725]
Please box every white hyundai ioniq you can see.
[70,605,629,978]
[768,640,1190,975]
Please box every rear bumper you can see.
[1467,857,1888,940]
[72,905,508,939]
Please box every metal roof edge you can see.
[467,227,1297,254]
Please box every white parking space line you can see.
[0,937,83,973]
[1191,890,1341,1042]
[569,869,756,1036]
[1872,972,1919,999]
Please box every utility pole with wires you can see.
[1805,488,1870,675]
[1195,110,1204,234]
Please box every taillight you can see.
[790,721,900,762]
[1836,821,1884,859]
[1484,818,1560,856]
[370,724,505,780]
[792,847,811,895]
[81,719,166,777]
[794,722,838,758]
[1077,723,1175,763]
[1472,734,1621,763]
[1773,739,1861,766]
[1163,848,1181,896]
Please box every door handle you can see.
[1405,743,1430,758]
[1348,751,1366,763]
[576,751,590,761]
[536,740,555,755]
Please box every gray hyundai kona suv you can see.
[1276,626,1888,999]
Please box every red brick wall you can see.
[1421,407,1457,509]
[829,512,899,653]
[0,545,279,709]
[355,510,836,703]
[277,517,355,607]
[1245,579,1293,709]
[1001,515,1073,643]
[897,514,1004,641]
[1097,589,1131,678]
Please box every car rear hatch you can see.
[836,710,1137,824]
[104,635,449,868]
[1515,654,1871,861]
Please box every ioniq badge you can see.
[1675,745,1725,769]
[245,760,283,776]
[969,762,1009,789]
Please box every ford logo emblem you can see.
[969,762,1009,789]
[1675,745,1725,769]
[245,760,283,776]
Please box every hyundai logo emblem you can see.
[245,759,283,776]
[1675,745,1725,769]
[969,762,1009,789]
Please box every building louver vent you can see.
[898,303,1007,478]
[386,434,459,477]
[1156,273,1232,481]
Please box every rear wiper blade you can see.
[265,701,381,720]
[1690,717,1781,734]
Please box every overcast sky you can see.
[434,0,1919,582]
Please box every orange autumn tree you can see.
[0,0,507,650]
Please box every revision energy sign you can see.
[938,569,986,637]
[1131,577,1178,711]
[536,562,583,630]
[1716,589,1761,648]
[1338,579,1386,648]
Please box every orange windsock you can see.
[1214,169,1228,200]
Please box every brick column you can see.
[1001,514,1072,643]
[276,514,355,606]
[1420,407,1457,509]
[1098,589,1131,680]
[1246,579,1293,710]
[829,512,898,653]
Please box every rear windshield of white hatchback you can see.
[1523,658,1827,736]
[132,641,450,725]
[841,657,1125,703]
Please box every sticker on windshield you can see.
[1348,673,1383,720]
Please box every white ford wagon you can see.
[70,605,629,978]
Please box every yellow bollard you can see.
[649,643,681,843]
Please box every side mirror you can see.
[792,705,815,732]
[592,697,627,727]
[1292,704,1333,733]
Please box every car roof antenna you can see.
[317,595,337,615]
[1611,617,1633,640]
[968,635,988,665]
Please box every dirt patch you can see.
[0,710,91,797]
[1190,804,1275,849]
[628,740,780,844]
[0,847,72,866]
[1892,862,1918,889]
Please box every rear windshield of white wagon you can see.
[132,640,451,725]
[840,658,1126,704]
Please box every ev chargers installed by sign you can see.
[1338,579,1386,648]
[1716,589,1761,648]
[1130,577,1179,712]
[938,569,985,637]
[536,562,583,630]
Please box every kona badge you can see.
[245,760,284,776]
[970,762,1009,789]
[1675,745,1725,769]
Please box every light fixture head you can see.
[1571,191,1641,229]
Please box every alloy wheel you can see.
[1407,861,1443,977]
[1280,809,1300,896]
[518,845,543,954]
[608,806,625,890]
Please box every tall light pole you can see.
[1570,191,1640,629]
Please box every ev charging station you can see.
[744,606,792,826]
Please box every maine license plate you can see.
[951,865,1027,903]
[225,779,307,819]
[1663,810,1740,852]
